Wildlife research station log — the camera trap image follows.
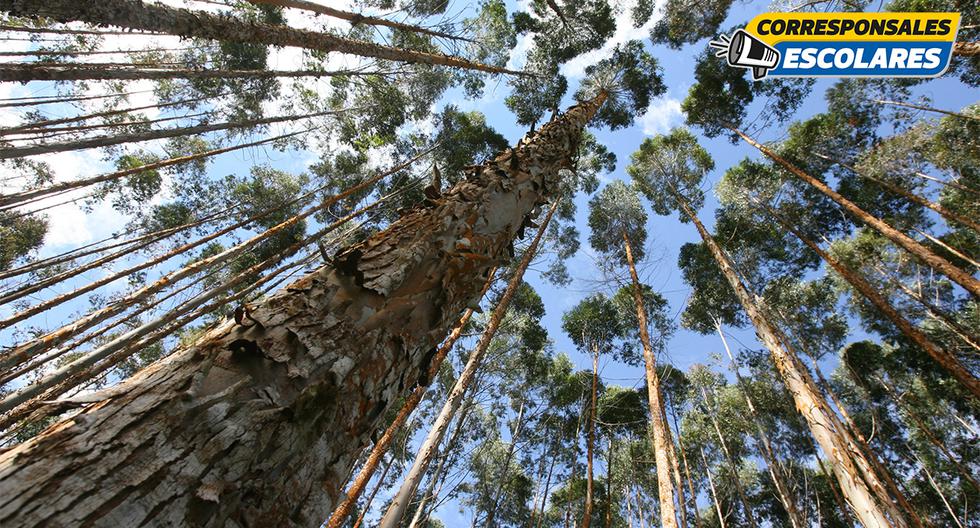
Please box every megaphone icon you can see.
[710,29,780,81]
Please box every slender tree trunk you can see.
[912,171,980,198]
[0,128,307,209]
[669,403,703,528]
[872,99,980,121]
[879,267,980,353]
[813,449,854,525]
[530,445,557,528]
[584,347,599,528]
[351,455,393,528]
[731,126,980,298]
[483,398,527,527]
[0,93,604,528]
[816,154,980,233]
[0,63,396,83]
[761,202,980,400]
[326,269,495,528]
[873,376,980,494]
[700,446,728,528]
[604,437,614,528]
[0,93,215,136]
[626,485,634,528]
[674,191,907,528]
[247,0,472,42]
[660,403,689,528]
[377,196,566,528]
[621,229,680,528]
[716,322,805,528]
[700,385,758,528]
[909,449,964,528]
[0,107,345,159]
[408,387,478,528]
[0,88,154,109]
[0,0,523,75]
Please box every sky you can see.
[0,0,978,525]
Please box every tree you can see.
[0,92,608,527]
[629,127,909,528]
[587,180,681,528]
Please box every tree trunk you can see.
[669,403,703,528]
[621,229,680,528]
[326,269,494,528]
[408,386,478,528]
[483,397,527,528]
[604,437,614,528]
[377,195,566,528]
[0,93,605,528]
[530,445,557,528]
[880,267,980,353]
[817,154,980,233]
[873,375,980,494]
[0,87,153,109]
[350,455,392,528]
[247,0,472,42]
[0,0,522,75]
[675,191,907,528]
[700,446,728,528]
[0,63,393,83]
[731,126,980,298]
[0,128,307,209]
[716,322,805,528]
[872,99,980,122]
[660,403,689,528]
[760,202,980,400]
[700,385,758,528]
[0,107,344,159]
[953,41,980,56]
[584,347,599,528]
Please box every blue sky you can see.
[0,0,977,524]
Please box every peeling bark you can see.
[0,93,605,527]
[953,41,980,56]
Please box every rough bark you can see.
[0,0,522,75]
[247,0,472,42]
[732,127,980,298]
[761,203,980,400]
[675,192,907,528]
[0,63,395,83]
[0,93,603,528]
[622,229,679,528]
[325,270,495,528]
[0,107,342,160]
[377,195,568,528]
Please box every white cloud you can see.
[640,95,683,135]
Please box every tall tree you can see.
[629,127,910,528]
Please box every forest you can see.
[0,0,977,526]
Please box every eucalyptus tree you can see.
[0,83,615,526]
[629,127,911,528]
[685,61,979,298]
[562,293,628,528]
[587,180,681,528]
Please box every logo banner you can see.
[711,12,961,80]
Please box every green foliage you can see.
[0,211,47,271]
[577,40,666,130]
[587,180,647,263]
[562,293,627,356]
[628,127,715,215]
[650,0,736,48]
